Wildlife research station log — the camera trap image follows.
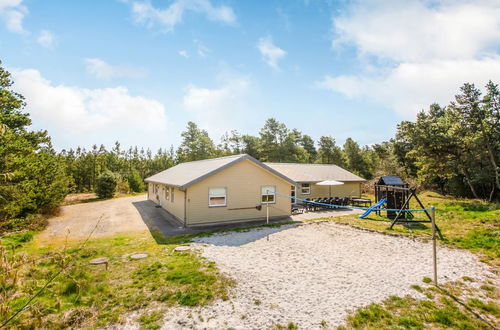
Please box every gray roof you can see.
[377,176,406,185]
[145,154,296,189]
[264,162,366,183]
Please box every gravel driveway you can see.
[36,195,153,246]
[150,222,494,329]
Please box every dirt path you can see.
[36,195,150,246]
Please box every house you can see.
[144,154,296,227]
[145,154,366,227]
[264,162,365,200]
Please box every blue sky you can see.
[1,0,499,151]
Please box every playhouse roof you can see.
[377,176,406,185]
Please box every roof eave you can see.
[180,154,297,189]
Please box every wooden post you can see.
[431,206,437,286]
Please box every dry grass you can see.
[0,231,232,329]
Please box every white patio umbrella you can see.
[316,180,344,197]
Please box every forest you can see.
[1,62,499,232]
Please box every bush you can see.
[127,170,145,193]
[116,180,130,194]
[95,171,118,199]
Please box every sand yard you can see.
[140,222,495,329]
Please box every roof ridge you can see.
[264,162,341,167]
[178,154,247,164]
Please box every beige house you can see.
[264,163,365,200]
[145,154,296,227]
[145,154,365,227]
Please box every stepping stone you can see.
[89,257,109,265]
[89,257,109,270]
[173,246,191,252]
[130,253,149,259]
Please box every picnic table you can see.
[350,198,372,207]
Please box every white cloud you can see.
[130,0,236,32]
[0,0,27,33]
[183,75,251,135]
[84,58,146,80]
[318,56,500,116]
[320,0,500,116]
[37,30,56,48]
[257,36,286,70]
[178,50,189,58]
[332,0,500,62]
[11,68,167,134]
[194,39,211,57]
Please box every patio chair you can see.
[342,197,350,206]
[333,197,340,208]
[305,198,312,211]
[291,203,305,214]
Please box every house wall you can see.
[147,182,185,223]
[186,159,292,226]
[296,182,361,199]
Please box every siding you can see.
[186,159,291,225]
[296,182,361,199]
[148,182,186,223]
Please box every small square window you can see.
[209,187,226,207]
[261,186,276,204]
[301,183,311,195]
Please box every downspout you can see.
[183,188,187,227]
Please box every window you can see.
[301,183,311,195]
[154,184,159,194]
[171,187,174,202]
[209,188,226,207]
[165,186,169,200]
[261,186,276,204]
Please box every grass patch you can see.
[0,231,232,329]
[270,322,299,330]
[138,310,163,330]
[0,231,35,248]
[340,280,499,329]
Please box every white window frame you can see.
[165,186,169,200]
[261,185,276,204]
[301,183,311,195]
[209,187,227,207]
[171,187,175,203]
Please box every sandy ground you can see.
[36,195,149,246]
[36,194,361,247]
[140,222,494,330]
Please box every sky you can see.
[1,0,499,152]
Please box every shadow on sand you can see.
[191,224,299,247]
[132,199,300,245]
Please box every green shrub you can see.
[127,170,145,193]
[95,171,118,199]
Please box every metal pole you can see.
[266,201,269,225]
[266,196,270,241]
[431,206,437,286]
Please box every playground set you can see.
[357,176,441,237]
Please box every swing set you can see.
[374,176,442,238]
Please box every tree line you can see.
[1,60,498,232]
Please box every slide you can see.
[359,199,387,219]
